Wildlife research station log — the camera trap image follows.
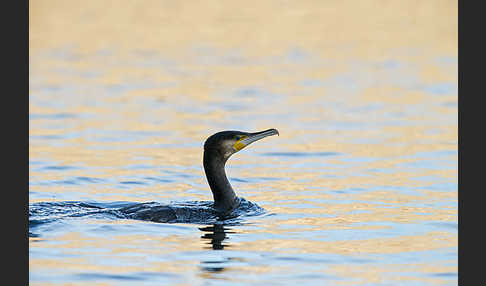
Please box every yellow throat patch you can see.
[233,135,248,151]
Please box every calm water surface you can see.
[30,1,457,285]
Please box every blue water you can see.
[29,2,457,285]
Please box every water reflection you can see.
[30,0,457,284]
[199,224,234,250]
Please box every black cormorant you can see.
[29,129,279,227]
[203,128,279,214]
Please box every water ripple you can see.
[262,152,341,157]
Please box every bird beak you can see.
[233,128,279,151]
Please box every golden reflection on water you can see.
[329,262,457,285]
[29,0,456,58]
[30,0,456,285]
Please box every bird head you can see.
[204,128,279,162]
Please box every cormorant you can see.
[203,128,279,214]
[119,128,279,222]
[28,129,280,227]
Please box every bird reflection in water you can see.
[199,223,234,250]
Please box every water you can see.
[29,1,457,285]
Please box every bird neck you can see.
[203,149,240,214]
